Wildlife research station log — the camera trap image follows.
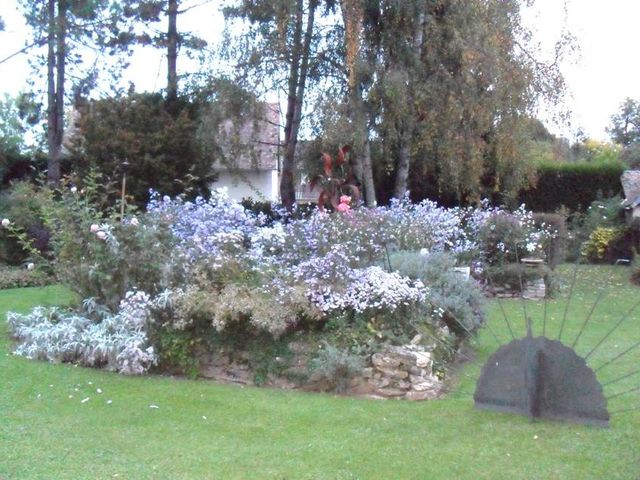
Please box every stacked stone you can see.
[490,285,520,298]
[364,344,442,400]
[523,278,546,299]
[521,257,546,299]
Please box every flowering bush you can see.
[139,191,552,338]
[1,177,180,310]
[384,196,475,254]
[477,204,555,265]
[147,189,264,264]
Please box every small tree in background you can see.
[608,98,640,170]
[608,98,640,147]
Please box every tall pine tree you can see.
[19,0,129,183]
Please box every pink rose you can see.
[96,231,107,240]
[339,195,351,205]
[336,203,350,213]
[90,224,100,233]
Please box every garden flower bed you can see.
[1,181,558,397]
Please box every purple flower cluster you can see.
[147,189,265,262]
[384,195,474,254]
[145,192,552,319]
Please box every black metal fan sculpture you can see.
[471,264,640,428]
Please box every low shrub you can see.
[152,329,199,378]
[0,264,53,289]
[322,302,443,356]
[564,196,626,262]
[0,181,49,265]
[244,336,293,386]
[309,343,364,392]
[581,227,623,263]
[240,198,316,224]
[485,263,549,292]
[389,251,485,338]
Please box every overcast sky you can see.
[1,0,639,142]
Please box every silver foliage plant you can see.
[7,291,158,375]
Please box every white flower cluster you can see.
[7,290,157,375]
[512,204,556,255]
[309,266,428,314]
[249,223,287,260]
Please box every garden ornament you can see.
[474,319,609,427]
[474,262,640,428]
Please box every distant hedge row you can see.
[519,162,625,212]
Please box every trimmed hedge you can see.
[519,162,624,212]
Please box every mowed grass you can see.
[1,266,639,479]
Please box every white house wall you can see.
[212,170,280,203]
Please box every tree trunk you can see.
[280,0,303,209]
[391,11,424,199]
[46,0,65,184]
[55,0,66,155]
[46,0,56,183]
[280,0,316,210]
[340,0,376,207]
[167,0,178,101]
[393,127,411,199]
[360,129,376,206]
[351,87,378,206]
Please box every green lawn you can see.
[1,266,639,479]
